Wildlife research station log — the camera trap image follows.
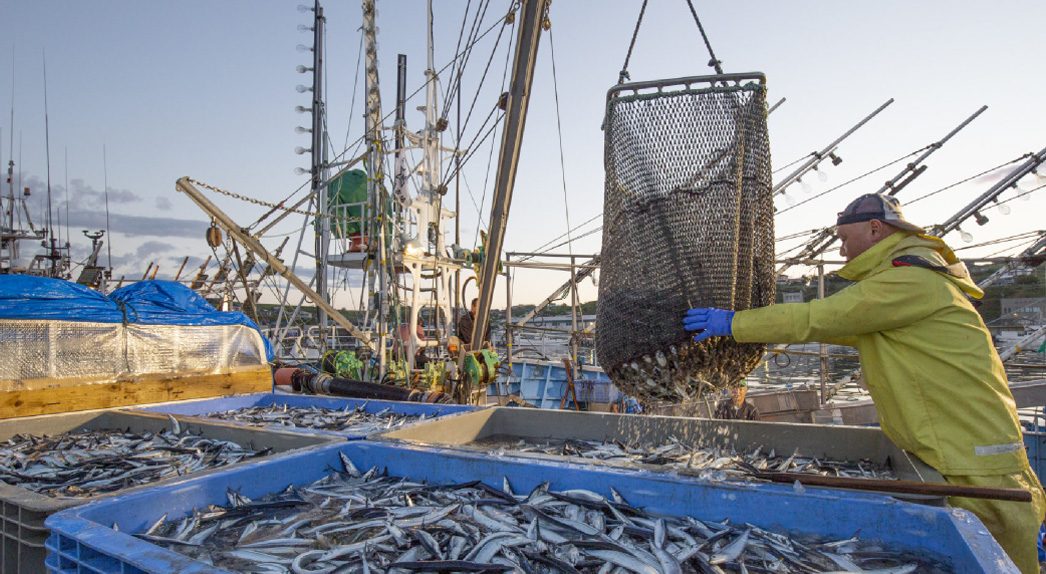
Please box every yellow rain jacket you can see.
[733,232,1027,476]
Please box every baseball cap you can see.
[836,193,926,234]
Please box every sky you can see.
[2,0,1045,311]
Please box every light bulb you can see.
[296,65,312,74]
[295,105,312,114]
[784,194,796,207]
[998,202,1011,215]
[815,168,828,183]
[800,179,812,194]
[297,4,312,13]
[294,167,309,175]
[960,229,974,243]
[296,44,313,53]
[295,126,311,134]
[296,84,312,93]
[297,24,313,32]
[295,146,311,155]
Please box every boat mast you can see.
[308,0,330,353]
[363,0,389,376]
[469,0,551,378]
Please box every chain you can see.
[186,178,368,223]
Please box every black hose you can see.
[291,370,454,404]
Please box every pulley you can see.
[206,222,223,248]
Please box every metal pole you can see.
[776,105,990,277]
[773,99,894,196]
[569,254,579,380]
[470,0,550,358]
[818,263,828,405]
[504,254,513,356]
[311,0,329,353]
[363,0,388,377]
[455,70,462,333]
[504,255,513,393]
[933,146,1046,238]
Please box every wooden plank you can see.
[0,367,273,419]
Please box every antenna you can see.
[64,146,70,249]
[103,144,112,272]
[42,50,56,275]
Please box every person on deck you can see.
[457,298,491,352]
[714,380,760,421]
[683,193,1045,573]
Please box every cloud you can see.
[156,197,173,210]
[134,241,176,259]
[17,174,207,238]
[67,177,142,209]
[61,209,209,238]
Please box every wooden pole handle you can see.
[754,472,1032,502]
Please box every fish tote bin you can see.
[132,392,477,439]
[374,406,943,483]
[44,440,1013,573]
[0,410,335,574]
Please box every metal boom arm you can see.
[470,0,550,353]
[175,177,376,350]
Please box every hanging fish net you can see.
[596,74,774,405]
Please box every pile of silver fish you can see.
[0,419,269,497]
[204,404,433,435]
[135,453,947,573]
[477,437,896,482]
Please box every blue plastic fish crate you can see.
[133,392,477,439]
[490,359,618,408]
[1025,430,1046,485]
[46,441,1015,573]
[0,410,335,574]
[574,380,620,403]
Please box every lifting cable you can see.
[618,0,648,84]
[683,0,724,75]
[619,0,725,83]
[473,25,517,247]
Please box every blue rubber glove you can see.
[682,308,735,341]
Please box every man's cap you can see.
[736,380,747,388]
[836,193,925,234]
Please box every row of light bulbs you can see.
[295,5,316,162]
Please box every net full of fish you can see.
[0,419,270,498]
[203,404,433,435]
[475,436,896,483]
[597,79,775,405]
[133,453,949,573]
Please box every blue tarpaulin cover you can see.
[0,276,273,360]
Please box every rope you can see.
[549,28,574,259]
[952,230,1045,253]
[618,0,648,83]
[684,0,724,74]
[903,155,1028,206]
[776,147,927,215]
[520,212,602,261]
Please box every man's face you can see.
[731,386,747,407]
[837,220,890,262]
[470,301,478,316]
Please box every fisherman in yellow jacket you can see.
[684,193,1045,573]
